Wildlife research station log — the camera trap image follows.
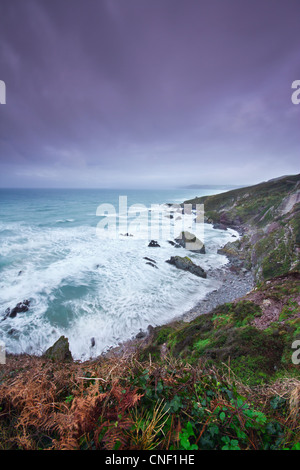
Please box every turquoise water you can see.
[0,188,238,360]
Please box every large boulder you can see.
[174,231,205,253]
[166,256,207,278]
[43,336,73,362]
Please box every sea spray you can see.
[0,188,237,361]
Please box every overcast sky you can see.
[0,0,299,189]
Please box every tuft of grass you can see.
[127,400,169,450]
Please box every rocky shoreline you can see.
[96,216,256,359]
[8,170,299,361]
[104,251,255,359]
[1,225,253,362]
[179,262,254,323]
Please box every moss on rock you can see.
[43,336,73,362]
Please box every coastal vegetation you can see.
[0,174,299,450]
[185,173,300,281]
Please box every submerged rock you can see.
[43,336,73,362]
[144,256,158,268]
[166,256,207,278]
[8,328,17,336]
[144,257,156,263]
[146,262,158,269]
[175,231,205,253]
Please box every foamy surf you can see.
[0,188,238,361]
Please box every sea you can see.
[0,187,239,361]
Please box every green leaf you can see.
[208,424,219,437]
[254,411,267,425]
[186,421,195,437]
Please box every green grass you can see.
[140,275,300,385]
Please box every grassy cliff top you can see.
[185,174,300,282]
[184,174,300,229]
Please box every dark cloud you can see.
[0,0,299,188]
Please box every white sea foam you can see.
[0,195,239,361]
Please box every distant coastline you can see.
[180,184,243,190]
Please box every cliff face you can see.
[185,174,300,282]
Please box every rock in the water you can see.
[146,262,158,269]
[175,231,205,253]
[144,257,156,263]
[91,337,96,348]
[144,256,158,268]
[166,256,207,278]
[168,240,181,248]
[3,308,10,321]
[8,328,17,336]
[148,240,160,247]
[136,330,147,339]
[43,336,73,362]
[147,325,154,337]
[213,223,228,231]
[2,300,30,321]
